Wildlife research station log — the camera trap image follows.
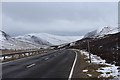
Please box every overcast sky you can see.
[2,2,118,36]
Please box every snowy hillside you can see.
[84,26,119,38]
[68,31,120,65]
[0,31,83,50]
[15,33,83,45]
[15,34,51,46]
[97,26,119,37]
[84,30,97,38]
[0,31,49,50]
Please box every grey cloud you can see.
[2,2,118,36]
[3,2,117,22]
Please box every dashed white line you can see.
[68,50,78,80]
[44,57,49,60]
[27,63,35,68]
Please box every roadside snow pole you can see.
[116,42,119,64]
[87,40,91,63]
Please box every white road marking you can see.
[68,50,78,80]
[27,63,35,68]
[45,57,49,60]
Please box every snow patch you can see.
[87,74,92,77]
[83,70,88,72]
[80,50,120,78]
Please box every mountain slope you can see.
[84,30,97,38]
[15,33,83,45]
[0,31,83,50]
[16,34,51,46]
[62,32,120,65]
[58,26,120,65]
[84,26,119,38]
[0,31,50,50]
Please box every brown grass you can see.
[77,50,113,79]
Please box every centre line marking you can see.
[68,50,78,80]
[27,63,35,68]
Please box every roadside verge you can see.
[72,49,120,79]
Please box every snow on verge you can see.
[79,50,120,79]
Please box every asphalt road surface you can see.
[2,49,81,79]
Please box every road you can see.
[2,49,81,79]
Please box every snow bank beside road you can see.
[79,50,120,79]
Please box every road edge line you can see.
[68,50,78,80]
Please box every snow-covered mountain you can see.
[97,26,119,37]
[15,34,51,46]
[84,30,97,38]
[0,31,50,50]
[84,26,119,38]
[0,31,83,50]
[15,33,83,45]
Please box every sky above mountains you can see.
[2,2,118,36]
